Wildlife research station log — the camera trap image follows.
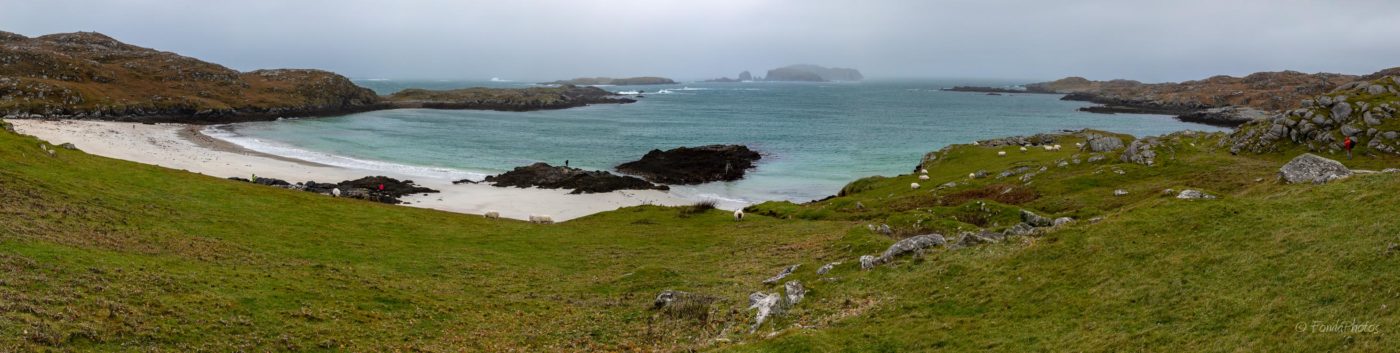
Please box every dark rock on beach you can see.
[230,175,438,204]
[484,162,667,194]
[616,145,762,184]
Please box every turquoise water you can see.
[210,80,1228,205]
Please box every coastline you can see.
[8,119,693,221]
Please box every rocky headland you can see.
[1226,74,1400,155]
[763,65,863,82]
[483,162,669,194]
[704,70,756,83]
[546,77,676,85]
[616,145,762,184]
[0,31,637,123]
[229,175,438,204]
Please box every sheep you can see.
[331,188,341,197]
[918,174,930,180]
[920,168,928,174]
[733,209,745,221]
[968,172,976,179]
[529,215,554,224]
[910,182,921,190]
[1019,146,1028,153]
[997,151,1007,157]
[1053,144,1062,151]
[1042,145,1054,151]
[484,211,500,219]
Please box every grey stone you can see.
[1020,209,1054,227]
[1341,124,1362,137]
[1332,102,1353,119]
[863,234,946,269]
[859,255,877,270]
[1279,153,1352,184]
[763,264,800,285]
[1364,112,1382,126]
[747,292,783,331]
[1318,96,1334,106]
[1385,131,1399,140]
[1369,84,1387,95]
[954,230,1005,248]
[1052,217,1075,227]
[1003,223,1036,237]
[784,281,806,305]
[1083,134,1125,152]
[816,262,839,275]
[1121,138,1161,166]
[1176,189,1216,200]
[1113,189,1128,196]
[1087,154,1105,163]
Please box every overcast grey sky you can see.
[2,0,1398,82]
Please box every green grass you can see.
[3,123,1399,352]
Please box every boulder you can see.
[1113,189,1128,196]
[1020,209,1054,227]
[1176,189,1216,200]
[1083,134,1125,152]
[1052,217,1075,227]
[747,292,783,331]
[1332,102,1353,120]
[57,142,79,150]
[862,234,946,269]
[1003,223,1037,237]
[1278,153,1352,184]
[816,262,839,275]
[1121,138,1162,166]
[485,162,666,194]
[615,145,762,184]
[652,290,716,320]
[784,281,806,305]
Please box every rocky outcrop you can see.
[1176,190,1216,200]
[1225,75,1400,155]
[229,175,437,204]
[860,234,946,270]
[615,145,762,184]
[0,31,383,123]
[382,85,634,112]
[483,162,667,194]
[545,77,676,85]
[1121,138,1168,166]
[1083,133,1126,152]
[1278,153,1352,184]
[763,65,863,82]
[762,264,800,285]
[1176,106,1273,126]
[738,71,753,81]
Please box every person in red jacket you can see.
[1344,136,1355,159]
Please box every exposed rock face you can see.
[0,31,382,123]
[1020,210,1054,227]
[1278,153,1352,184]
[763,64,863,82]
[615,145,762,184]
[545,77,676,85]
[1083,133,1126,152]
[762,264,800,285]
[483,162,667,194]
[1176,190,1216,200]
[383,85,634,111]
[1121,138,1165,166]
[1028,70,1361,114]
[860,234,946,269]
[1176,106,1273,126]
[1225,75,1400,155]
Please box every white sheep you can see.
[910,182,921,190]
[1042,145,1054,151]
[529,215,554,224]
[997,151,1007,157]
[734,209,745,221]
[919,169,929,174]
[1053,144,1062,151]
[968,172,976,179]
[1075,142,1084,148]
[331,188,341,197]
[484,211,500,219]
[918,174,930,180]
[1019,146,1028,153]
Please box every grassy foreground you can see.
[2,123,1399,352]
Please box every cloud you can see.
[2,0,1398,82]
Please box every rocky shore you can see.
[0,31,636,123]
[616,145,762,184]
[545,77,676,85]
[484,162,668,194]
[230,175,438,204]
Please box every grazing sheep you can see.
[734,209,745,221]
[910,182,921,190]
[1019,146,1028,153]
[968,172,976,179]
[1075,142,1084,148]
[529,215,554,224]
[918,174,930,180]
[919,169,929,174]
[1042,145,1054,151]
[997,151,1007,157]
[331,188,341,197]
[1053,144,1062,151]
[484,211,500,219]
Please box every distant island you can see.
[545,77,677,85]
[0,31,637,123]
[704,70,755,83]
[763,64,863,82]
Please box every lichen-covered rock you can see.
[1083,133,1125,152]
[1052,217,1075,227]
[747,292,783,331]
[784,281,806,305]
[1020,209,1054,227]
[762,264,800,285]
[1176,189,1216,200]
[1278,153,1352,184]
[1121,138,1163,166]
[816,262,839,275]
[861,234,946,269]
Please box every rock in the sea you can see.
[1278,153,1352,184]
[1176,189,1216,200]
[763,264,800,285]
[1020,209,1054,227]
[615,145,762,184]
[484,162,666,194]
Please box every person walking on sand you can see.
[1344,136,1355,159]
[565,160,570,168]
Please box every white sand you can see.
[9,119,693,221]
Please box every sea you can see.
[204,79,1228,206]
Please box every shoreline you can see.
[8,119,693,221]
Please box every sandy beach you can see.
[8,119,693,221]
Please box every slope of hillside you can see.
[4,113,1398,351]
[1227,75,1400,155]
[0,31,381,122]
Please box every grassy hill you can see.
[3,114,1399,351]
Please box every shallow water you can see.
[212,79,1228,205]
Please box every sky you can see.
[2,0,1399,82]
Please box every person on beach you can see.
[1344,136,1355,159]
[565,160,570,168]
